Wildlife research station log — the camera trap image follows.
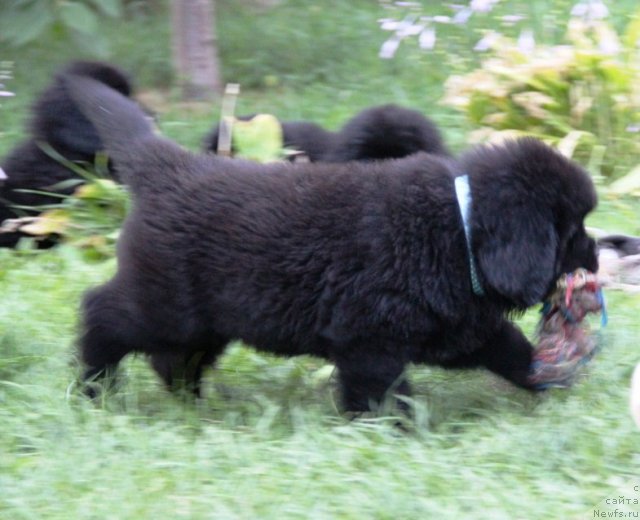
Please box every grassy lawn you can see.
[1,1,639,518]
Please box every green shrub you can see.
[0,0,123,57]
[217,0,395,90]
[9,147,129,259]
[441,8,640,183]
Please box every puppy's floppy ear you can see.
[475,203,557,308]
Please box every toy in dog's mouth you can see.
[528,268,607,389]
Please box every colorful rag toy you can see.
[528,268,607,389]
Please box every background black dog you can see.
[203,116,336,162]
[69,76,597,414]
[322,104,450,161]
[0,61,133,247]
[203,104,450,162]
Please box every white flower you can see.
[433,15,451,24]
[384,14,419,38]
[470,0,499,13]
[596,23,620,54]
[571,0,609,21]
[401,23,425,37]
[474,30,501,51]
[518,28,535,54]
[571,2,588,17]
[453,7,472,25]
[590,0,609,19]
[598,36,620,54]
[379,37,401,59]
[379,19,401,31]
[0,91,15,97]
[419,26,437,50]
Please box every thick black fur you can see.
[203,104,449,162]
[69,76,598,413]
[0,61,133,247]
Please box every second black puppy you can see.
[0,61,133,247]
[69,77,598,414]
[203,104,449,162]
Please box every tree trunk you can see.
[171,0,222,100]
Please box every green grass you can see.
[0,245,638,518]
[2,1,640,518]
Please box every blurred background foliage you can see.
[2,1,638,155]
[439,4,640,183]
[0,0,123,56]
[1,0,639,247]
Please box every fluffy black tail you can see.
[63,74,182,194]
[64,74,154,160]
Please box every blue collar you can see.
[454,175,485,296]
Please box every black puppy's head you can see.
[29,60,133,157]
[462,138,597,309]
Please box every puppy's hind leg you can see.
[150,335,228,398]
[78,282,141,398]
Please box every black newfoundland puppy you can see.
[0,60,133,247]
[68,76,598,413]
[203,104,450,162]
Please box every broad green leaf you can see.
[19,209,71,236]
[586,145,607,178]
[526,73,568,97]
[557,131,590,158]
[608,164,640,196]
[71,29,110,58]
[0,2,54,46]
[72,234,107,249]
[74,179,120,199]
[89,0,122,17]
[542,115,575,135]
[37,141,99,181]
[622,10,640,50]
[233,114,284,163]
[511,91,556,120]
[467,94,494,125]
[59,2,98,35]
[599,61,631,90]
